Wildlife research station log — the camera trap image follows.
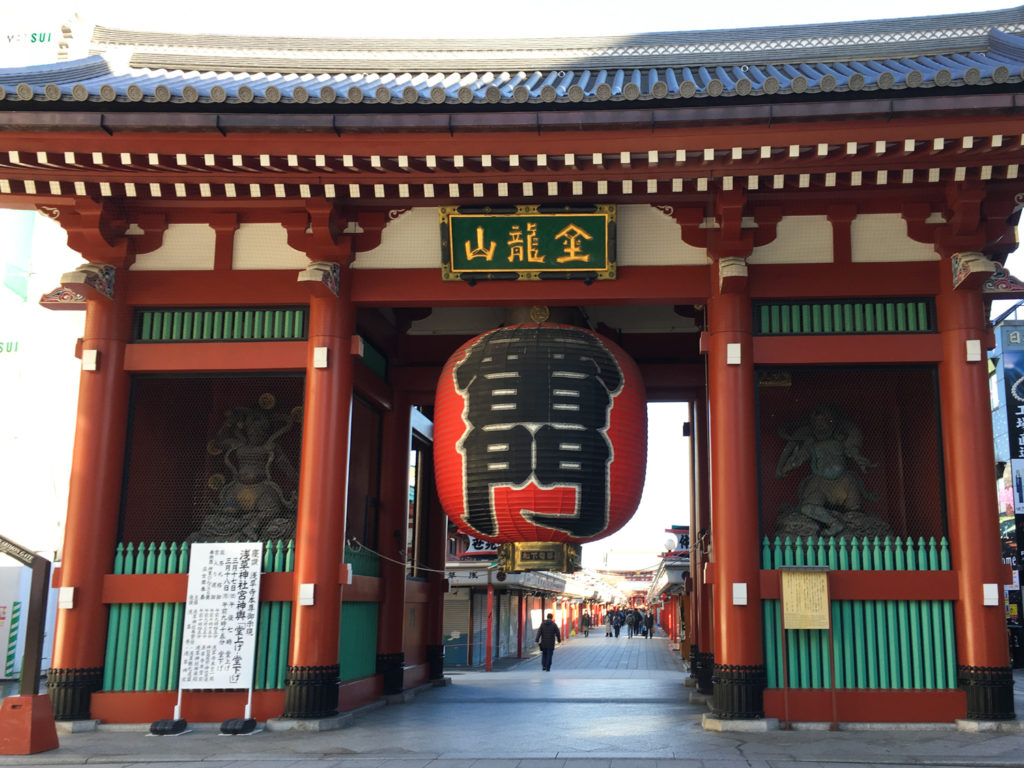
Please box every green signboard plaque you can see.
[440,205,616,281]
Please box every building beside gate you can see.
[2,5,1023,726]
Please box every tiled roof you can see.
[2,7,1024,107]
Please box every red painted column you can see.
[423,442,449,680]
[376,390,410,694]
[691,393,715,693]
[48,267,131,721]
[485,584,494,671]
[935,256,1014,719]
[283,267,355,719]
[706,277,764,718]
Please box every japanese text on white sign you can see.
[178,542,263,690]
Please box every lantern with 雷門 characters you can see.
[434,323,647,557]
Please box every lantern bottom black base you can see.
[282,665,339,719]
[958,665,1015,720]
[711,664,766,720]
[376,652,405,695]
[47,667,102,721]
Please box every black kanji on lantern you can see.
[453,325,624,538]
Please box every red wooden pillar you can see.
[424,441,449,680]
[706,262,764,718]
[283,261,355,719]
[48,260,130,721]
[691,393,715,694]
[376,390,410,694]
[934,253,1014,717]
[485,584,494,671]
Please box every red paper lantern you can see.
[434,323,646,544]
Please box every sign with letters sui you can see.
[178,542,262,690]
[440,205,615,281]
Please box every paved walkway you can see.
[4,630,1024,767]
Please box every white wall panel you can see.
[851,214,938,262]
[749,215,832,264]
[617,205,708,265]
[352,208,440,269]
[233,223,306,270]
[131,224,214,270]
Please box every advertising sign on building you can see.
[1003,332,1024,458]
[179,542,262,690]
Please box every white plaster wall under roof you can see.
[617,205,708,266]
[351,208,440,270]
[851,213,939,262]
[748,215,832,264]
[233,223,306,269]
[130,224,214,270]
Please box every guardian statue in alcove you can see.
[188,393,300,542]
[773,403,892,540]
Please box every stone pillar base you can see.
[702,713,777,732]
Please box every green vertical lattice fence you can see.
[102,539,294,691]
[135,308,307,342]
[754,299,934,335]
[761,536,956,690]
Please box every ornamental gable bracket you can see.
[61,263,116,302]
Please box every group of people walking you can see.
[604,607,654,638]
[534,607,657,671]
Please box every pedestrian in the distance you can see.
[535,612,562,671]
[581,611,591,637]
[644,611,654,639]
[604,611,613,636]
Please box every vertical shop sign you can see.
[179,542,262,689]
[1002,338,1024,467]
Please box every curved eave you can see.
[1,54,1022,109]
[4,18,1024,109]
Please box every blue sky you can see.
[4,1,1011,40]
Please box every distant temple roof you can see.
[2,6,1024,108]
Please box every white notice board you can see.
[178,542,263,690]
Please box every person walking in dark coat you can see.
[644,611,654,639]
[535,612,562,671]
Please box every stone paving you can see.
[3,629,1024,767]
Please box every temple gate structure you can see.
[2,6,1023,726]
